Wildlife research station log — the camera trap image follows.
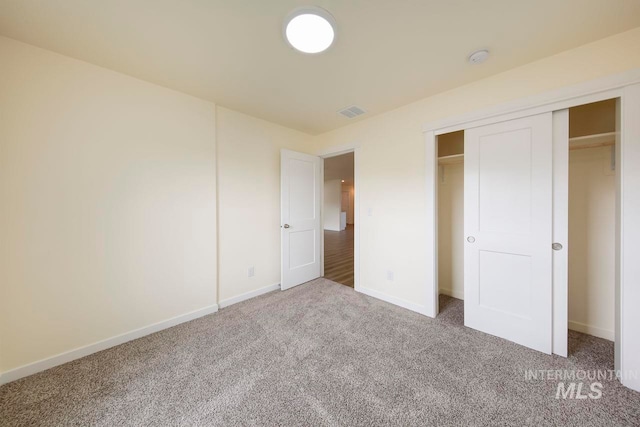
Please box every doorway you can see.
[565,99,617,355]
[436,130,465,314]
[280,147,360,292]
[323,152,355,287]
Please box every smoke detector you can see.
[338,105,366,119]
[468,49,490,64]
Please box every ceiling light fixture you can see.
[284,7,336,54]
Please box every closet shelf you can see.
[437,132,614,163]
[438,153,464,165]
[569,132,616,151]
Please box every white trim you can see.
[431,88,623,136]
[425,130,438,317]
[569,321,614,342]
[552,109,569,358]
[422,68,640,134]
[619,83,640,392]
[317,142,361,157]
[320,157,325,277]
[358,286,429,316]
[614,97,623,375]
[219,283,280,308]
[439,288,464,300]
[317,143,361,291]
[0,304,219,386]
[353,147,361,291]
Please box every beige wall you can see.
[216,107,312,305]
[324,179,342,231]
[568,147,615,339]
[437,131,464,157]
[437,161,464,300]
[342,183,355,225]
[0,37,218,373]
[312,27,640,308]
[570,99,617,138]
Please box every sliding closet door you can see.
[464,113,553,354]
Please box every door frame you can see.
[423,68,640,391]
[318,146,361,291]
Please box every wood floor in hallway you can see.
[323,224,354,287]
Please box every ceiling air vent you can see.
[338,105,366,119]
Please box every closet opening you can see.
[434,101,620,354]
[436,130,464,318]
[424,78,640,384]
[566,99,617,357]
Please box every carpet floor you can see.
[1,278,639,426]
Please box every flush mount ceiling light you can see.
[284,6,336,54]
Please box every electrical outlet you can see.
[387,270,394,281]
[248,267,255,278]
[367,207,373,217]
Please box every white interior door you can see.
[464,113,553,354]
[281,149,321,290]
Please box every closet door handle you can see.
[552,243,563,251]
[467,236,475,243]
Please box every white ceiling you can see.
[1,1,639,134]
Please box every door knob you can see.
[283,224,291,229]
[467,236,475,243]
[552,242,563,251]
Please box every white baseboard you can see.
[568,320,614,341]
[219,283,280,308]
[439,288,464,300]
[0,304,219,386]
[357,286,429,316]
